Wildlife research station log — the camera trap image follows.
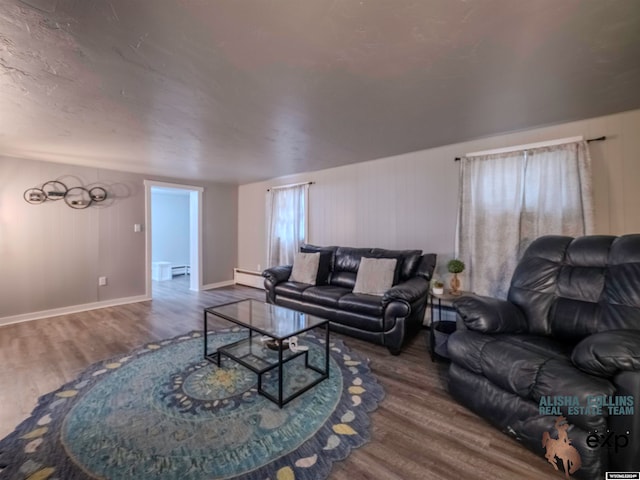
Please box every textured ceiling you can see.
[1,0,640,184]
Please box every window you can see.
[266,183,309,267]
[457,140,594,298]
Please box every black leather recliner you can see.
[448,234,640,478]
[263,244,436,354]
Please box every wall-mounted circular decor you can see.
[64,187,92,209]
[23,188,47,204]
[89,186,108,203]
[42,180,68,201]
[24,180,109,209]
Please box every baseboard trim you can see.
[1,280,263,327]
[201,280,235,291]
[0,294,152,327]
[233,284,264,291]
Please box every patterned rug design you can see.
[0,329,384,480]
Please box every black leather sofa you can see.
[448,234,640,478]
[263,244,436,354]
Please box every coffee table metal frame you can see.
[204,300,330,408]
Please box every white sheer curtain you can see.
[457,141,594,298]
[266,184,308,267]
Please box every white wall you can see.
[0,157,238,322]
[151,189,190,267]
[238,108,640,280]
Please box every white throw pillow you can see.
[289,252,321,285]
[353,257,398,295]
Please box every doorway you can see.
[144,180,203,297]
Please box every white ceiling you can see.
[2,0,640,184]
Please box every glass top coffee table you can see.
[203,299,330,407]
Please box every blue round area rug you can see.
[0,329,384,480]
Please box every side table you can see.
[428,289,472,362]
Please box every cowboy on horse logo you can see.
[542,416,582,478]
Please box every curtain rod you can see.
[267,181,314,192]
[454,136,606,161]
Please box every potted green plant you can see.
[432,280,445,295]
[447,259,465,295]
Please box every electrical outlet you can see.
[134,224,142,233]
[98,276,108,286]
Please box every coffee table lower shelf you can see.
[204,328,329,407]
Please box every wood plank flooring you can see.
[0,278,560,479]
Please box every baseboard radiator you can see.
[233,268,264,289]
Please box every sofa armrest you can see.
[453,294,528,334]
[382,277,429,306]
[571,330,640,377]
[262,265,292,285]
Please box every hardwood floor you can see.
[0,278,560,479]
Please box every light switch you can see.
[134,224,142,233]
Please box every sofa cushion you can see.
[301,244,337,285]
[334,247,373,273]
[330,247,373,289]
[353,257,397,295]
[507,234,640,340]
[339,293,384,317]
[330,271,358,289]
[448,331,615,432]
[480,339,568,398]
[364,254,403,285]
[529,358,615,431]
[274,281,313,300]
[371,248,422,281]
[449,331,575,380]
[316,251,334,285]
[332,247,405,286]
[302,286,351,308]
[330,246,423,287]
[289,252,320,285]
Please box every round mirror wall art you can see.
[23,180,108,209]
[42,180,67,201]
[64,187,92,209]
[24,188,47,205]
[89,187,108,202]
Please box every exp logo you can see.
[587,429,631,453]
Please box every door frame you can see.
[144,180,204,295]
